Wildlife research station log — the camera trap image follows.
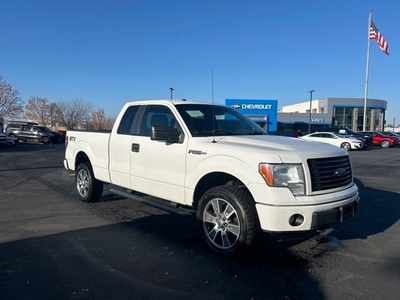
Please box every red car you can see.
[357,131,399,148]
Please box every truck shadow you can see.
[0,214,324,300]
[2,177,398,300]
[320,177,400,241]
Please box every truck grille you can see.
[307,156,352,192]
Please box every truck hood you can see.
[192,134,347,164]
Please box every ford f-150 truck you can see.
[64,100,359,255]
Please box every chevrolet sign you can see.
[231,104,272,110]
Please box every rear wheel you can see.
[9,134,16,138]
[76,162,103,202]
[381,140,390,148]
[340,142,351,151]
[197,185,258,256]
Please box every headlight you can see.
[259,163,305,196]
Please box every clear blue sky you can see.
[1,0,399,124]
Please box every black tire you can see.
[75,162,103,202]
[9,134,16,138]
[196,185,258,256]
[381,140,390,148]
[340,142,351,151]
[42,137,50,145]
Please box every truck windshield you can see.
[37,126,51,132]
[344,128,357,134]
[175,103,267,137]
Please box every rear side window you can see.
[117,106,139,135]
[6,124,20,130]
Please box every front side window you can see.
[138,105,179,137]
[323,133,334,139]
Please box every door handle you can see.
[131,143,140,152]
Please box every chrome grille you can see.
[307,156,352,192]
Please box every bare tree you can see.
[57,98,94,129]
[0,76,24,120]
[48,102,58,129]
[91,108,106,130]
[103,117,115,130]
[24,97,58,126]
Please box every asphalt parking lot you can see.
[0,143,399,300]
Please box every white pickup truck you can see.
[64,99,359,255]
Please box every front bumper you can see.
[353,142,363,149]
[310,199,357,229]
[255,188,360,233]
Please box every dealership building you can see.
[225,97,387,133]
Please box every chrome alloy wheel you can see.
[202,197,240,250]
[76,168,89,198]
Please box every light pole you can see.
[169,87,174,100]
[308,89,315,134]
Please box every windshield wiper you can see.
[239,130,265,135]
[198,130,235,135]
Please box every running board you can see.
[109,188,192,216]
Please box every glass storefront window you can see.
[334,107,354,128]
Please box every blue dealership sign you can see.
[225,99,278,131]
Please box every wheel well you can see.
[192,172,252,209]
[75,151,91,170]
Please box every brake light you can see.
[65,135,68,147]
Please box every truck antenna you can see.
[211,69,217,143]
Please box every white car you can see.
[299,132,363,151]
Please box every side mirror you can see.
[151,125,180,143]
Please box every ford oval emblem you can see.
[335,168,346,177]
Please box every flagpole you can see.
[363,9,372,131]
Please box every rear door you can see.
[20,126,33,140]
[109,105,141,189]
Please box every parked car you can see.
[0,133,7,147]
[6,136,17,146]
[319,127,373,149]
[378,132,400,146]
[357,131,399,148]
[299,132,364,150]
[5,122,61,144]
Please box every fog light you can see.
[289,214,304,226]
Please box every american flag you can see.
[369,19,389,55]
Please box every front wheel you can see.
[340,142,351,151]
[42,137,50,145]
[196,185,258,256]
[381,140,390,148]
[76,162,103,202]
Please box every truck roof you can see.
[124,99,223,106]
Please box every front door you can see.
[129,105,187,204]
